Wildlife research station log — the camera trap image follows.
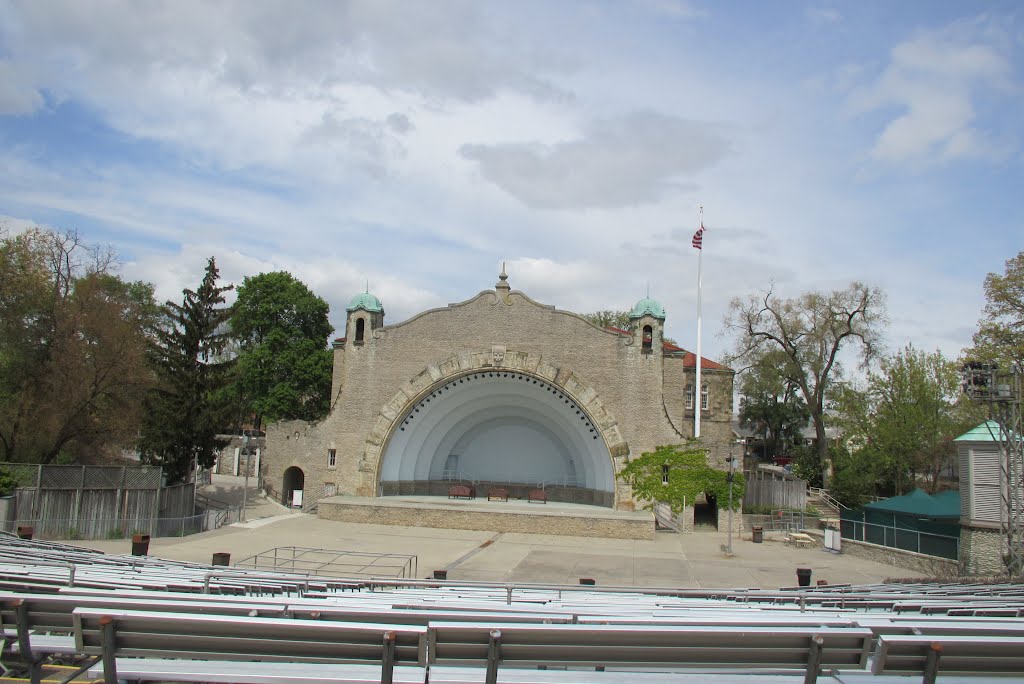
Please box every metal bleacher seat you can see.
[74,607,429,683]
[427,622,873,684]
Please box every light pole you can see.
[725,443,738,555]
[241,433,250,522]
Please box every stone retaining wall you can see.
[319,496,655,540]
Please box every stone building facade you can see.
[264,270,734,515]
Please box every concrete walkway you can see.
[71,476,908,589]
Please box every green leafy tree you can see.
[969,251,1023,366]
[619,441,745,514]
[138,258,233,484]
[583,310,633,330]
[0,228,157,463]
[228,271,333,429]
[831,345,983,503]
[737,349,810,460]
[724,282,886,488]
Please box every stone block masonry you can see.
[319,497,656,541]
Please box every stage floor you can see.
[317,495,655,540]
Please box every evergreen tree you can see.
[138,258,233,484]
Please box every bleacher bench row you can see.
[4,591,1024,684]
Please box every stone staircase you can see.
[807,487,844,518]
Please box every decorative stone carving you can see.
[492,345,506,367]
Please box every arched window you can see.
[685,384,694,410]
[355,317,365,344]
[700,384,709,411]
[662,464,670,484]
[642,325,653,353]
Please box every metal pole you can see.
[242,434,250,522]
[727,447,734,555]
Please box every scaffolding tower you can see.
[962,362,1024,576]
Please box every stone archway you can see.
[282,466,305,508]
[355,349,633,509]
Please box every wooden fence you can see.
[742,469,807,511]
[1,464,196,539]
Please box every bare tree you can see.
[723,282,886,487]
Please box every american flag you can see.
[692,223,705,250]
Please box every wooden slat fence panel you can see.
[743,473,807,511]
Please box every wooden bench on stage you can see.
[73,607,428,683]
[528,489,547,504]
[486,488,508,502]
[447,484,476,500]
[428,621,872,684]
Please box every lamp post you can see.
[241,433,250,522]
[725,442,740,556]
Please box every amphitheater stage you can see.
[317,495,655,540]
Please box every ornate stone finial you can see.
[496,261,510,293]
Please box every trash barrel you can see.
[131,533,150,556]
[796,568,812,587]
[752,526,763,543]
[16,525,33,540]
[433,569,448,580]
[212,552,231,566]
[579,578,596,586]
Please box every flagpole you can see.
[695,205,703,439]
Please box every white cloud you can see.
[849,18,1015,165]
[806,7,842,25]
[0,61,43,114]
[459,112,730,210]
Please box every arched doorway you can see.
[282,466,305,508]
[693,491,718,529]
[378,370,616,506]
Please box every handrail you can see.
[807,486,847,511]
[652,502,684,534]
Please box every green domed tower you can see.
[346,289,384,345]
[629,296,665,354]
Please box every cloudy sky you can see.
[1,0,1021,364]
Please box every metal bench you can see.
[428,622,872,684]
[871,633,1024,680]
[73,607,427,683]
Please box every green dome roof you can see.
[630,297,665,319]
[347,291,383,313]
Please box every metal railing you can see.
[807,487,847,512]
[233,546,418,579]
[5,505,243,541]
[840,518,959,560]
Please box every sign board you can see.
[291,489,304,508]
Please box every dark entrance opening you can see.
[283,466,305,508]
[693,491,718,528]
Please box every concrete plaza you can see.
[73,476,907,589]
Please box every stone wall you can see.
[265,282,734,513]
[960,526,1006,576]
[318,496,655,540]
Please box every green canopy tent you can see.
[842,488,960,559]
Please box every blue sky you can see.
[1,0,1021,365]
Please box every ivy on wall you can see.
[619,440,745,514]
